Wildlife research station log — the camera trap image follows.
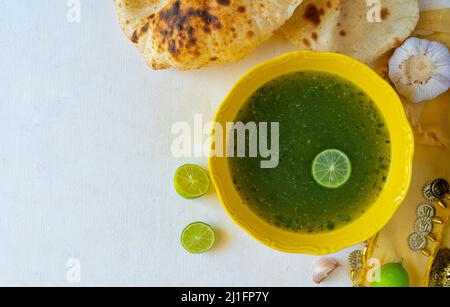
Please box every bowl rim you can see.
[208,51,414,255]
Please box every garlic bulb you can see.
[389,37,450,103]
[312,258,339,284]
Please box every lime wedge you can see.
[181,222,215,254]
[174,164,210,199]
[312,149,352,189]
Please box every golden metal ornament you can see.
[422,249,431,257]
[436,200,447,209]
[348,247,368,287]
[422,181,435,201]
[432,217,444,224]
[427,233,436,243]
[408,232,427,251]
[428,249,450,287]
[422,181,447,209]
[350,269,358,287]
[416,203,435,218]
[414,216,433,235]
[430,179,450,199]
[348,250,363,271]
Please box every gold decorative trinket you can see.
[423,181,447,208]
[348,250,363,271]
[348,249,366,287]
[430,179,450,199]
[428,249,450,287]
[426,233,436,243]
[408,178,449,257]
[416,203,435,218]
[414,216,433,235]
[422,249,431,257]
[422,181,435,201]
[408,232,427,251]
[432,217,443,224]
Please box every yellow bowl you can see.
[209,51,414,255]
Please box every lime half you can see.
[312,149,352,189]
[181,222,215,254]
[174,164,210,199]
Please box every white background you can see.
[0,0,447,287]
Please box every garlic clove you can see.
[388,37,450,103]
[312,258,339,284]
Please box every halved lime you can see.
[312,149,352,189]
[180,222,215,254]
[174,164,210,199]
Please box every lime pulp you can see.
[180,222,215,254]
[174,164,210,199]
[312,149,352,189]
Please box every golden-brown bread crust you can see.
[116,0,303,70]
[281,0,420,64]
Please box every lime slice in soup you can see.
[312,149,352,189]
[174,164,210,199]
[181,222,215,254]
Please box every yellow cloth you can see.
[360,9,450,287]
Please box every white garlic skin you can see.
[389,37,450,103]
[312,258,339,284]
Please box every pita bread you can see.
[282,0,420,63]
[282,0,342,52]
[116,0,303,70]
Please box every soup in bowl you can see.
[209,51,414,254]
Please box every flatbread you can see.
[116,0,303,70]
[282,0,420,63]
[282,0,342,52]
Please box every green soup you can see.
[228,71,391,233]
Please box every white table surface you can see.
[0,0,447,287]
